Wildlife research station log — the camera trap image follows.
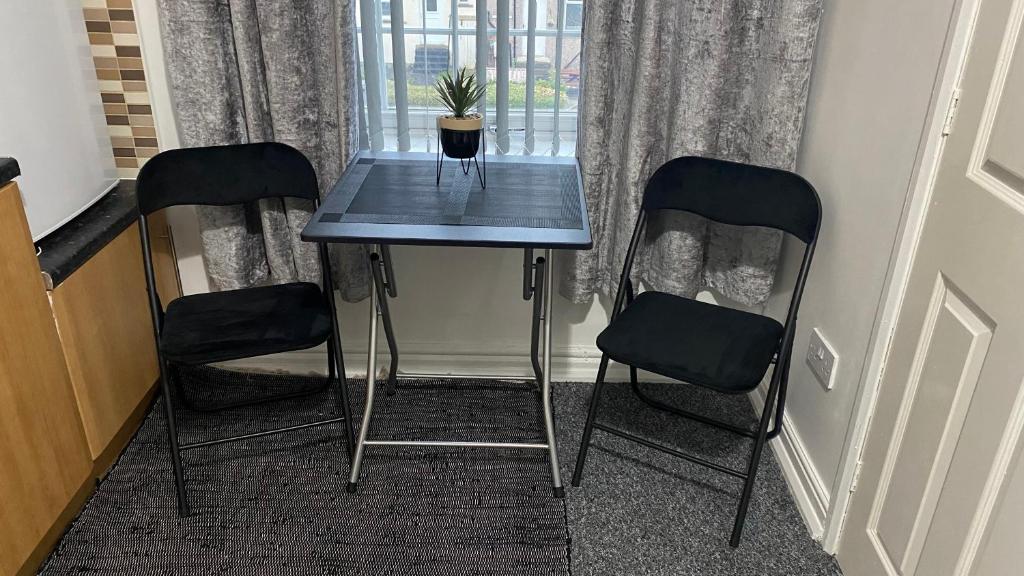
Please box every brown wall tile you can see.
[93,56,118,69]
[103,103,128,115]
[88,32,114,45]
[85,20,111,33]
[129,115,154,127]
[81,0,158,179]
[83,8,108,21]
[108,9,134,21]
[114,45,141,57]
[117,57,144,69]
[109,21,137,34]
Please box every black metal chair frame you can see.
[571,157,821,547]
[136,143,358,517]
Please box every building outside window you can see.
[356,0,584,157]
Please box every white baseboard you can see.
[750,384,830,541]
[216,344,674,383]
[220,347,827,540]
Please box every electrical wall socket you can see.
[806,328,838,391]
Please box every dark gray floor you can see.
[42,374,840,576]
[557,380,841,575]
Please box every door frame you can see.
[822,0,986,552]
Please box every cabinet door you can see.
[0,182,92,576]
[146,209,182,306]
[50,223,161,460]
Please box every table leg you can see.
[376,246,399,396]
[526,250,545,385]
[346,259,381,493]
[541,248,564,497]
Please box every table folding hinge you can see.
[523,248,537,300]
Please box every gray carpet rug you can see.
[41,371,841,575]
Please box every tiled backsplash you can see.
[82,0,159,179]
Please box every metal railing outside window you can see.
[355,0,583,157]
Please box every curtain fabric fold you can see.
[563,0,823,307]
[157,0,369,301]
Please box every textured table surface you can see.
[303,151,591,249]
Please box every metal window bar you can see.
[524,0,537,154]
[495,0,510,154]
[475,0,487,123]
[357,0,583,155]
[359,0,385,151]
[390,0,411,150]
[552,0,566,155]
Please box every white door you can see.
[838,0,1024,574]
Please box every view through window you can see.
[355,0,583,157]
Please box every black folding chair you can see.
[571,156,821,547]
[136,143,356,517]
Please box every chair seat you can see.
[161,282,331,365]
[596,291,783,393]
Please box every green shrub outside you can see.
[387,78,569,109]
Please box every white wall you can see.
[766,0,961,540]
[137,0,963,546]
[135,0,626,380]
[0,0,117,240]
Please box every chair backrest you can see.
[136,142,318,215]
[642,156,821,244]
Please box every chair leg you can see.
[571,353,610,486]
[158,358,190,517]
[729,376,783,547]
[767,352,791,440]
[370,251,400,396]
[529,256,547,386]
[327,335,355,458]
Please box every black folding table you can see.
[302,151,591,497]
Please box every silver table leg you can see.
[346,256,380,493]
[346,246,564,497]
[541,248,564,497]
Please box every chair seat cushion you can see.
[596,291,784,393]
[161,282,331,365]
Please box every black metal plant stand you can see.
[436,128,486,188]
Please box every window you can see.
[356,0,584,157]
[566,0,583,29]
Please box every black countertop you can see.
[0,157,20,187]
[36,180,138,289]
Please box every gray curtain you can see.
[157,0,369,301]
[563,0,822,307]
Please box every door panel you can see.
[839,0,1024,574]
[871,277,993,574]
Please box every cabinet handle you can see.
[162,225,183,297]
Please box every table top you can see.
[302,151,592,249]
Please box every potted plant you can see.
[434,67,486,160]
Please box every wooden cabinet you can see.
[146,210,183,308]
[0,180,182,575]
[0,182,92,576]
[49,223,161,461]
